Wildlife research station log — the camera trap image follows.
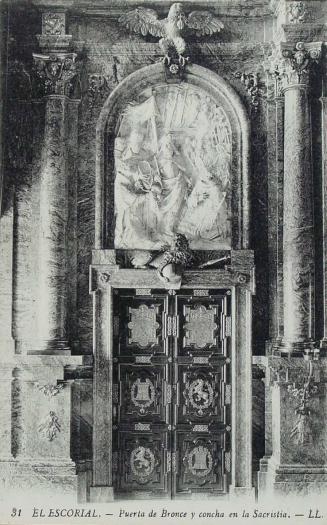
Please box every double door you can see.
[112,288,232,498]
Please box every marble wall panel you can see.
[11,103,44,346]
[2,13,271,356]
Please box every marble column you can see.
[321,96,327,349]
[266,93,284,345]
[279,42,321,353]
[32,51,78,353]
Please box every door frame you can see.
[89,251,255,501]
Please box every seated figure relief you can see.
[114,84,232,251]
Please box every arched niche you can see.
[95,63,250,252]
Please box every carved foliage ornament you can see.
[32,52,78,97]
[233,72,265,112]
[37,383,64,397]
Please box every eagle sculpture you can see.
[119,3,224,65]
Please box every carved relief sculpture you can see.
[114,84,232,251]
[288,2,308,24]
[119,3,223,66]
[42,12,66,35]
[38,411,61,441]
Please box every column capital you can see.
[265,41,322,96]
[32,52,78,97]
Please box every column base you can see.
[229,486,255,500]
[319,338,327,354]
[275,339,316,356]
[15,339,70,355]
[89,486,114,502]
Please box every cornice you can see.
[6,0,273,18]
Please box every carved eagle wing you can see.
[119,8,165,38]
[187,11,224,36]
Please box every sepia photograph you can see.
[0,0,326,523]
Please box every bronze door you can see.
[112,289,231,498]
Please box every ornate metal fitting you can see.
[288,2,307,24]
[32,52,78,97]
[237,272,248,284]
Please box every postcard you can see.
[0,0,326,524]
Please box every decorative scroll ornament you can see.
[131,378,156,413]
[288,2,307,24]
[186,378,214,416]
[118,3,223,67]
[128,304,159,347]
[32,52,78,96]
[130,446,155,480]
[187,445,213,477]
[38,411,61,441]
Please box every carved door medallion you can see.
[112,289,231,498]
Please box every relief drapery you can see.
[114,84,232,250]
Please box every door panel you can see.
[112,288,231,498]
[174,433,227,495]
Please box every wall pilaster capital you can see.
[265,41,322,96]
[32,10,82,99]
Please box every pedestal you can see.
[0,355,82,502]
[258,356,327,499]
